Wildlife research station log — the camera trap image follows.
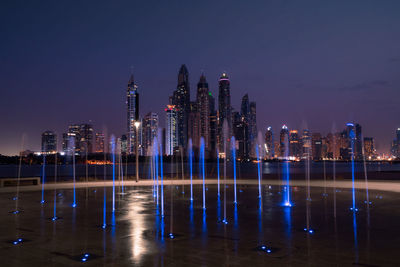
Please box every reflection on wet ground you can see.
[1,184,400,266]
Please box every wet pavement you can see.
[1,183,400,266]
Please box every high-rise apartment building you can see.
[165,105,178,156]
[126,74,140,155]
[95,133,105,153]
[170,65,190,150]
[41,131,57,154]
[217,73,232,151]
[196,74,210,150]
[265,127,274,159]
[143,112,159,156]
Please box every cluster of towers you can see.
[265,123,378,161]
[38,65,398,160]
[126,64,258,159]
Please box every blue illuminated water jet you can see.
[256,145,262,199]
[282,125,292,207]
[189,139,193,201]
[111,136,116,212]
[217,148,220,198]
[52,152,58,221]
[349,128,357,212]
[231,136,237,204]
[41,154,46,204]
[200,137,206,209]
[71,138,77,208]
[160,143,164,217]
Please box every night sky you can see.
[1,0,400,155]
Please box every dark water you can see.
[1,161,399,180]
[0,185,399,266]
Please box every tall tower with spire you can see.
[170,65,190,151]
[196,74,210,150]
[126,74,140,154]
[217,72,232,151]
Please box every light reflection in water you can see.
[353,211,359,263]
[127,192,151,264]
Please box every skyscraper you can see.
[249,101,257,157]
[143,112,159,156]
[232,111,245,160]
[311,132,322,160]
[302,129,312,159]
[165,105,178,156]
[196,74,210,150]
[209,92,217,158]
[289,130,301,158]
[78,124,93,155]
[265,127,274,159]
[240,94,250,160]
[126,74,139,155]
[217,72,232,151]
[279,125,289,158]
[171,65,190,150]
[187,101,200,152]
[363,137,375,159]
[95,133,105,153]
[41,131,57,154]
[391,128,400,158]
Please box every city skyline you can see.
[1,0,400,155]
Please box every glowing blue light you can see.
[261,246,266,250]
[169,233,175,239]
[72,203,77,208]
[13,210,20,214]
[82,258,87,262]
[284,202,292,207]
[18,238,22,242]
[309,229,314,234]
[266,249,272,253]
[13,241,18,245]
[84,254,89,257]
[102,224,106,229]
[12,197,17,200]
[350,207,359,212]
[304,228,307,231]
[40,200,45,204]
[52,216,58,221]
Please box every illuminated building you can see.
[143,112,159,156]
[196,74,210,150]
[311,132,322,160]
[170,65,190,150]
[279,125,289,158]
[62,132,76,155]
[126,74,140,155]
[188,101,200,153]
[240,94,250,159]
[120,134,127,154]
[265,127,274,159]
[391,128,400,158]
[364,137,375,159]
[217,72,232,152]
[165,105,178,156]
[289,130,301,158]
[95,133,105,153]
[41,131,57,154]
[233,111,245,160]
[209,92,217,158]
[301,129,312,159]
[249,101,257,157]
[78,124,93,155]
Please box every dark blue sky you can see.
[1,0,399,155]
